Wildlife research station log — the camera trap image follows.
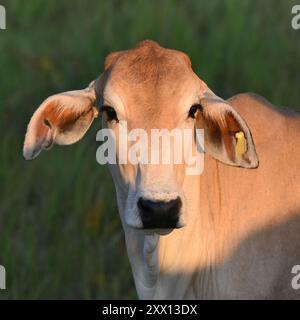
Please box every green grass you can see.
[0,0,300,299]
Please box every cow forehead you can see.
[102,41,198,118]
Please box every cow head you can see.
[23,41,258,233]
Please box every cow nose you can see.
[138,197,182,229]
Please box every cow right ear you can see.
[23,81,99,160]
[196,91,259,168]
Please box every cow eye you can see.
[102,105,118,122]
[188,104,201,119]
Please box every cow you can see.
[23,40,300,299]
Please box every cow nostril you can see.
[137,198,156,222]
[138,197,182,229]
[138,198,154,213]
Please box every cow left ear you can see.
[23,81,99,160]
[196,91,259,168]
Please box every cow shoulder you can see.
[227,92,300,120]
[226,93,299,145]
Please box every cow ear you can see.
[23,81,99,160]
[196,91,259,168]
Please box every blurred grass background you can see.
[0,0,299,299]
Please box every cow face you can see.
[23,40,258,233]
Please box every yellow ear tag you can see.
[235,131,247,158]
[93,107,99,118]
